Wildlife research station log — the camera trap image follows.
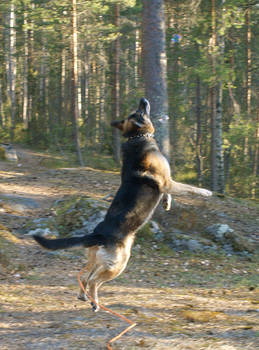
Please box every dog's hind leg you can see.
[78,247,97,302]
[87,264,128,312]
[87,265,108,312]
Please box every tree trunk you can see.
[81,47,89,124]
[134,27,140,90]
[40,44,47,132]
[142,0,170,160]
[60,46,66,124]
[209,0,224,193]
[27,2,35,129]
[215,82,225,193]
[23,10,29,129]
[245,3,252,119]
[195,76,203,186]
[252,87,259,198]
[112,3,121,163]
[9,3,16,141]
[71,0,84,166]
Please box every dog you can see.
[34,98,212,311]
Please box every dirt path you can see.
[0,147,258,350]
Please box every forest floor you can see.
[0,146,258,350]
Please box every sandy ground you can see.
[0,146,258,350]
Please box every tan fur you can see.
[78,236,135,311]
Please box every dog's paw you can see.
[198,189,213,197]
[162,194,172,211]
[91,301,100,312]
[78,293,88,302]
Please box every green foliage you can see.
[0,0,258,199]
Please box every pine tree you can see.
[142,0,170,159]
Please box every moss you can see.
[224,231,256,253]
[136,223,153,243]
[54,196,108,236]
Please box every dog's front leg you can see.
[169,179,212,197]
[162,193,172,211]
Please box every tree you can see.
[142,0,170,160]
[8,2,16,141]
[71,0,84,166]
[209,0,224,193]
[112,3,121,163]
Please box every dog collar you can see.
[128,133,154,141]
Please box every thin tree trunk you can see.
[60,46,66,124]
[77,56,82,120]
[244,2,252,157]
[195,76,203,186]
[99,60,105,145]
[71,0,84,166]
[23,11,29,129]
[210,0,225,193]
[215,0,225,194]
[134,27,140,90]
[81,46,89,125]
[27,2,35,127]
[252,87,259,198]
[245,3,252,119]
[112,3,121,163]
[215,81,225,193]
[9,3,16,141]
[142,0,170,160]
[209,0,217,191]
[40,44,47,131]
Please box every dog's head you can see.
[111,98,154,138]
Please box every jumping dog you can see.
[34,98,212,311]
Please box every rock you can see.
[205,223,256,253]
[150,221,164,241]
[54,196,108,236]
[26,227,52,237]
[166,231,217,253]
[206,224,233,242]
[1,144,18,162]
[186,239,203,251]
[24,217,58,236]
[0,194,40,213]
[224,230,256,253]
[25,196,109,238]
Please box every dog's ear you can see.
[138,98,150,116]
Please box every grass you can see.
[35,148,119,172]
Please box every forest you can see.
[0,0,258,199]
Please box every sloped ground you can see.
[0,146,258,350]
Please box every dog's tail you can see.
[33,233,105,251]
[170,180,212,197]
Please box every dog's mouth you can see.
[110,120,121,127]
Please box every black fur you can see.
[33,98,163,251]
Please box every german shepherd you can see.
[34,98,212,311]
